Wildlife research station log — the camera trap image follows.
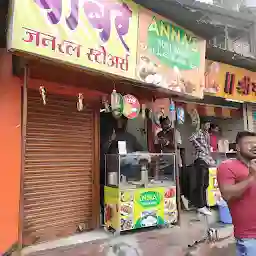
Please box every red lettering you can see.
[224,72,235,95]
[237,76,251,95]
[252,82,256,94]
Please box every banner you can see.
[136,8,206,98]
[8,0,139,79]
[104,186,177,232]
[205,60,256,103]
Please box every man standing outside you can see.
[189,120,215,215]
[217,131,256,255]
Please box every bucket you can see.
[217,200,232,224]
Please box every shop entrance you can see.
[23,89,95,245]
[99,111,148,210]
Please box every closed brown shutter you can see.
[23,90,94,244]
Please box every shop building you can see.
[1,0,207,254]
[175,97,243,164]
[205,59,256,132]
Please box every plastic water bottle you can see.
[169,99,176,126]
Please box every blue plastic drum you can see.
[218,200,232,224]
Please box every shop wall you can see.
[0,49,21,253]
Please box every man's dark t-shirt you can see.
[108,131,143,154]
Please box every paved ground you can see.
[195,238,236,256]
[22,236,236,256]
[22,213,235,256]
[209,243,236,255]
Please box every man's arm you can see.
[217,162,254,202]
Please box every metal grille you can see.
[253,105,256,132]
[23,90,94,244]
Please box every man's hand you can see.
[110,130,116,141]
[249,159,256,179]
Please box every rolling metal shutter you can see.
[23,90,94,244]
[253,104,256,132]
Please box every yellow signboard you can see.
[205,60,256,103]
[207,167,221,207]
[8,0,139,79]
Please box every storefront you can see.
[173,97,243,206]
[1,0,206,253]
[205,60,256,131]
[175,99,243,163]
[177,59,256,207]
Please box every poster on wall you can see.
[207,167,221,207]
[8,0,139,79]
[136,8,206,98]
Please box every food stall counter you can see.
[104,153,177,234]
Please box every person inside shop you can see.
[189,120,216,216]
[156,116,182,176]
[106,115,144,179]
[217,128,229,153]
[217,131,256,255]
[157,117,182,153]
[107,115,143,154]
[209,123,219,152]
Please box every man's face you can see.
[238,136,256,160]
[161,119,171,130]
[212,126,219,134]
[202,122,210,131]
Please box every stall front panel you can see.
[23,90,95,244]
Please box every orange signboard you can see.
[205,60,256,103]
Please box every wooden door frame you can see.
[18,64,28,250]
[92,108,100,229]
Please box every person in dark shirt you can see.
[106,115,143,154]
[104,115,143,180]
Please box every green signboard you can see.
[147,16,200,70]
